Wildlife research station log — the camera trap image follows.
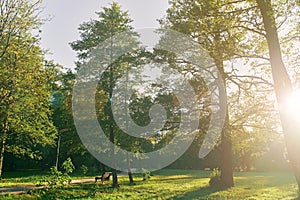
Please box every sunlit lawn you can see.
[2,169,299,199]
[0,171,97,187]
[0,171,47,187]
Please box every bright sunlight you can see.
[285,90,300,119]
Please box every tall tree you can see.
[0,0,56,177]
[71,2,138,187]
[161,0,250,187]
[255,0,300,191]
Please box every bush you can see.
[62,157,75,174]
[40,158,75,187]
[142,169,151,181]
[80,165,88,175]
[43,167,72,187]
[209,168,221,188]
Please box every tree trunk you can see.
[109,122,119,188]
[55,134,61,169]
[0,114,8,179]
[256,0,300,191]
[128,171,134,184]
[0,133,6,179]
[109,45,119,187]
[127,153,134,184]
[112,168,119,188]
[124,67,134,185]
[220,115,234,188]
[215,55,234,188]
[109,79,118,187]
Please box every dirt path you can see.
[0,178,95,195]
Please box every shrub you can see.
[142,169,151,181]
[209,168,221,188]
[40,158,75,187]
[43,166,71,187]
[80,164,88,175]
[62,157,75,174]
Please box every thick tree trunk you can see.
[256,0,300,191]
[220,116,234,188]
[215,57,234,188]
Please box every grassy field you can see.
[2,169,299,199]
[0,171,47,187]
[0,171,99,188]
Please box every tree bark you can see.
[215,57,234,188]
[109,123,119,188]
[127,153,134,184]
[220,115,234,188]
[55,134,61,169]
[0,112,9,179]
[256,0,300,191]
[109,96,118,188]
[108,25,119,186]
[128,171,134,184]
[0,132,6,179]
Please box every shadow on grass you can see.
[171,185,299,200]
[153,177,196,183]
[170,185,222,200]
[151,172,209,182]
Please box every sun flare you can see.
[285,90,300,119]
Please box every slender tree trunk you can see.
[0,132,7,179]
[109,87,118,188]
[55,134,61,169]
[109,61,119,188]
[125,68,134,185]
[109,123,118,187]
[0,113,9,179]
[127,153,134,184]
[256,0,300,191]
[128,171,134,184]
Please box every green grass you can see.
[0,171,47,187]
[0,170,99,187]
[2,170,299,199]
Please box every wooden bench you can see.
[95,172,112,183]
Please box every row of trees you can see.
[1,0,299,191]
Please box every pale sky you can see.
[40,0,169,70]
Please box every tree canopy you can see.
[0,0,56,177]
